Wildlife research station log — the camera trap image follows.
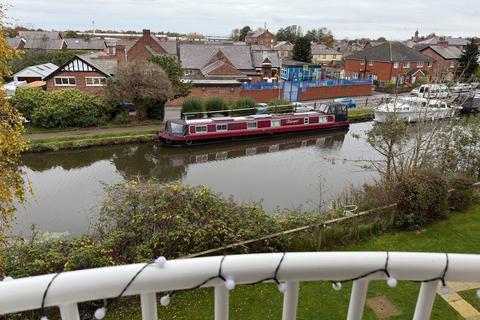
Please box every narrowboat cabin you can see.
[158,103,349,146]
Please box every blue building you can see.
[280,60,323,81]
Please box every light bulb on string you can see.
[332,282,342,291]
[160,294,171,306]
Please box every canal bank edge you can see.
[25,109,373,153]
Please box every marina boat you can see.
[374,96,453,123]
[158,102,349,146]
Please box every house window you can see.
[352,72,359,79]
[247,122,257,129]
[368,61,374,66]
[85,77,106,86]
[417,62,424,68]
[428,62,433,67]
[403,62,411,68]
[450,61,456,68]
[216,124,228,131]
[391,76,397,83]
[360,60,365,66]
[54,77,76,86]
[393,62,399,68]
[195,125,208,134]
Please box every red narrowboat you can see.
[158,102,349,146]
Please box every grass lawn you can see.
[105,205,480,320]
[348,108,374,122]
[28,130,158,152]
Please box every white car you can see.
[450,83,472,93]
[292,102,314,113]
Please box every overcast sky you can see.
[5,0,480,40]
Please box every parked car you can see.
[292,102,314,112]
[411,84,449,98]
[450,83,472,93]
[255,103,268,114]
[334,97,357,108]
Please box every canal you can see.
[16,122,379,237]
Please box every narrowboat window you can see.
[271,120,281,127]
[216,124,228,131]
[169,122,186,136]
[247,122,257,129]
[304,117,309,124]
[195,125,208,133]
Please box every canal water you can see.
[15,122,379,237]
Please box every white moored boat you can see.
[374,97,453,123]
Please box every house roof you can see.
[311,44,338,55]
[345,41,433,62]
[179,44,253,70]
[6,37,25,48]
[448,38,470,46]
[402,40,417,48]
[153,39,177,56]
[23,39,66,50]
[79,52,118,75]
[18,30,61,40]
[247,29,271,38]
[251,51,281,68]
[405,68,425,77]
[13,63,58,79]
[418,37,440,45]
[423,45,463,59]
[273,41,293,50]
[64,38,106,50]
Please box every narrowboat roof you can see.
[183,111,330,125]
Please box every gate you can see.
[282,81,300,102]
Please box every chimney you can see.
[115,43,126,63]
[143,29,151,44]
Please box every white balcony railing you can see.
[1,252,480,320]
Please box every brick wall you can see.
[420,47,459,81]
[127,29,167,61]
[344,59,432,82]
[298,84,372,101]
[240,88,280,102]
[45,71,106,95]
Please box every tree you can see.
[305,28,335,47]
[10,50,88,74]
[458,39,479,80]
[293,36,312,62]
[229,28,240,41]
[106,60,173,120]
[149,55,191,99]
[276,25,303,43]
[239,26,251,41]
[0,4,30,269]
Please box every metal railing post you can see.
[215,285,229,320]
[413,281,438,320]
[282,281,300,320]
[59,303,80,320]
[140,292,158,320]
[347,280,369,320]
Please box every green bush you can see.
[204,97,227,112]
[231,97,256,116]
[146,100,166,120]
[31,89,112,128]
[267,98,290,106]
[181,98,204,118]
[10,87,47,119]
[395,169,449,230]
[448,175,475,211]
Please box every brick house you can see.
[311,44,343,65]
[122,29,177,61]
[273,41,293,60]
[44,53,116,95]
[245,29,277,48]
[179,43,256,81]
[251,51,281,79]
[417,45,462,81]
[344,42,434,85]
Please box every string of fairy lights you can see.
[2,252,480,319]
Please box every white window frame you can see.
[450,61,456,69]
[428,62,433,68]
[85,77,106,87]
[403,62,411,68]
[417,61,424,68]
[352,72,359,79]
[216,124,228,132]
[360,60,365,66]
[271,120,281,127]
[195,125,208,134]
[54,76,76,86]
[247,122,257,129]
[368,61,374,66]
[393,62,399,69]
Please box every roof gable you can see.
[423,45,462,59]
[180,44,253,70]
[44,55,110,80]
[346,41,433,63]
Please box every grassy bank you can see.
[349,107,374,123]
[27,130,158,152]
[105,205,480,320]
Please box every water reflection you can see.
[17,123,375,236]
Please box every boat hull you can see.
[374,109,453,123]
[159,121,350,146]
